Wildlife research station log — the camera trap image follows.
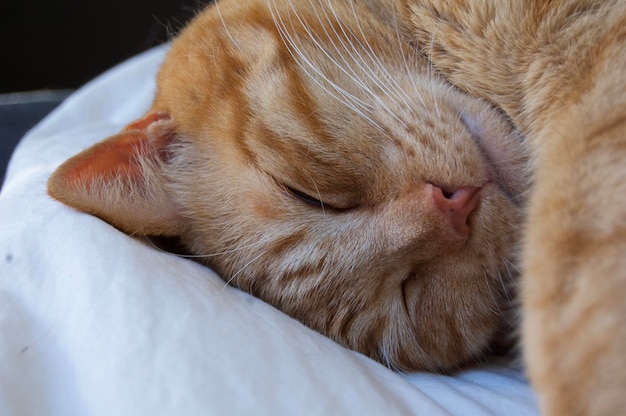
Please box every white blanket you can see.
[0,46,538,416]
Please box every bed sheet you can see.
[0,45,538,415]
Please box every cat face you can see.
[48,0,529,371]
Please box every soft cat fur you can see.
[48,0,528,371]
[386,0,626,414]
[46,0,626,414]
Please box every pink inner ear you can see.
[48,110,182,236]
[64,111,174,189]
[64,131,150,188]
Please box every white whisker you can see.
[214,0,240,49]
[308,173,325,215]
[281,1,375,106]
[384,5,430,111]
[269,2,371,112]
[315,2,395,92]
[426,31,444,120]
[181,239,270,259]
[222,250,267,291]
[313,0,412,127]
[268,0,388,131]
[343,0,416,107]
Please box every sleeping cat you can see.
[385,0,626,414]
[48,0,529,372]
[49,0,626,414]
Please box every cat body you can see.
[389,0,626,413]
[48,0,528,372]
[49,0,626,415]
[47,0,626,414]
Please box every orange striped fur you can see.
[392,0,626,414]
[49,0,529,373]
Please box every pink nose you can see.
[431,184,481,237]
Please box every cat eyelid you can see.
[286,186,327,209]
[277,176,356,212]
[285,186,358,212]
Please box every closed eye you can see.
[286,186,326,209]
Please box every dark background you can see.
[0,0,209,185]
[1,0,208,92]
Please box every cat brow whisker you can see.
[383,8,432,114]
[315,1,400,99]
[342,0,417,109]
[312,3,391,101]
[314,0,412,128]
[280,1,377,107]
[269,1,358,106]
[269,0,386,131]
[384,3,430,108]
[214,0,240,49]
[273,0,396,130]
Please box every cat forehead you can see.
[155,0,481,195]
[155,0,428,119]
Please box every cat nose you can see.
[431,184,481,237]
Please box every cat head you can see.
[48,0,529,371]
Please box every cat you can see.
[48,0,531,373]
[381,0,626,414]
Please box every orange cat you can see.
[388,0,626,414]
[48,0,529,372]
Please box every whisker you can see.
[313,0,412,127]
[385,3,429,107]
[130,224,270,260]
[482,267,505,318]
[179,239,270,259]
[308,173,325,215]
[316,2,398,96]
[222,250,267,291]
[271,0,396,131]
[282,1,376,106]
[426,31,444,120]
[342,0,416,108]
[269,0,382,128]
[214,0,240,49]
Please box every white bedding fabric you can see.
[0,46,538,416]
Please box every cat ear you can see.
[48,111,183,236]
